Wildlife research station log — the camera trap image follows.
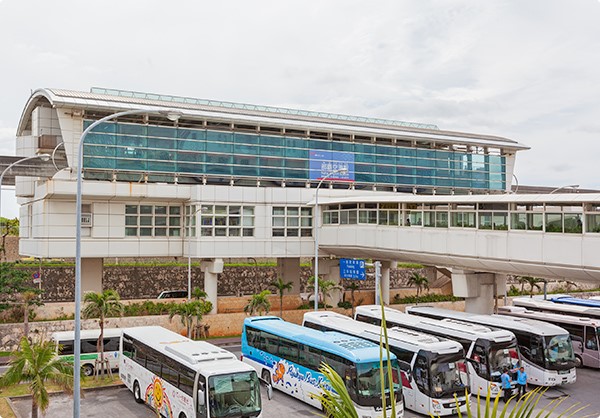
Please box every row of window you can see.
[272,207,313,237]
[57,337,119,356]
[83,122,506,191]
[122,334,196,396]
[322,205,600,234]
[125,205,182,237]
[245,326,350,378]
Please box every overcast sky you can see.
[1,0,599,218]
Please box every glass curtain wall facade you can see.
[83,120,506,191]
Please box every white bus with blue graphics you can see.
[302,311,469,416]
[406,306,577,387]
[354,305,520,399]
[241,316,404,418]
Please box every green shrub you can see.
[392,293,462,305]
[337,301,353,309]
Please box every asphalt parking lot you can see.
[9,367,600,418]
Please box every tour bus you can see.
[52,328,122,377]
[354,305,519,398]
[241,316,404,418]
[550,295,600,308]
[512,296,600,320]
[302,311,468,416]
[405,306,577,386]
[120,326,268,418]
[499,306,600,369]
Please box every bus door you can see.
[398,361,415,410]
[583,326,600,368]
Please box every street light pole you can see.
[313,167,348,311]
[73,108,181,418]
[0,154,50,258]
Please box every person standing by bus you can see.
[501,367,513,403]
[515,366,528,397]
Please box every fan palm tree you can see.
[269,277,293,317]
[169,300,213,338]
[82,289,124,376]
[307,276,343,309]
[0,337,74,418]
[517,276,544,298]
[244,290,272,316]
[344,280,361,316]
[406,272,429,298]
[20,290,42,338]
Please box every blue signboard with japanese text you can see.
[309,150,355,181]
[340,258,366,280]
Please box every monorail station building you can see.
[10,87,600,313]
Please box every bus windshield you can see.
[543,335,575,370]
[355,360,401,406]
[489,344,520,380]
[208,371,261,418]
[429,355,468,398]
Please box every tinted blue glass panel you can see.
[149,161,175,172]
[206,154,232,165]
[397,147,415,157]
[355,172,375,182]
[309,140,331,150]
[261,157,284,167]
[417,158,435,168]
[85,144,115,157]
[178,162,204,173]
[234,133,258,144]
[119,124,146,136]
[285,168,306,179]
[436,178,453,187]
[285,159,307,169]
[87,121,116,134]
[86,133,115,145]
[234,156,258,167]
[207,141,232,153]
[260,146,284,157]
[354,144,375,154]
[397,175,415,185]
[178,139,205,151]
[83,156,115,169]
[397,167,414,176]
[376,154,395,165]
[178,128,205,141]
[356,153,376,163]
[454,179,471,188]
[178,152,202,162]
[118,135,146,147]
[148,126,175,138]
[205,159,231,175]
[146,149,174,161]
[260,135,283,147]
[207,131,232,144]
[285,147,307,158]
[260,167,284,177]
[331,142,353,152]
[148,137,175,150]
[116,158,146,171]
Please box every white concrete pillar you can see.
[381,261,395,305]
[451,269,497,314]
[201,259,223,314]
[321,259,342,308]
[276,258,301,293]
[81,258,103,295]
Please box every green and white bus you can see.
[52,328,122,376]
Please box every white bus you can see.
[52,328,122,377]
[512,296,600,320]
[302,311,469,416]
[120,326,267,418]
[355,305,520,398]
[406,306,577,387]
[499,306,600,369]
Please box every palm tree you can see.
[307,276,342,309]
[20,290,42,338]
[518,276,544,298]
[344,280,361,316]
[169,300,213,338]
[191,287,208,300]
[0,337,74,418]
[82,289,124,376]
[269,277,293,317]
[406,272,429,298]
[244,290,271,316]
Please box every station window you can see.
[272,206,312,237]
[125,204,181,237]
[199,205,255,237]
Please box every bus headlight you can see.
[432,399,441,410]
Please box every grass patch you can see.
[396,262,425,269]
[0,376,122,398]
[0,397,15,418]
[0,351,12,357]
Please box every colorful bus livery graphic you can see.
[145,376,174,418]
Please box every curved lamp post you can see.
[313,167,348,311]
[73,108,181,418]
[0,154,51,250]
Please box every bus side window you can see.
[245,327,260,349]
[104,337,119,352]
[356,314,380,326]
[58,340,74,356]
[122,334,135,359]
[585,327,598,351]
[81,339,97,354]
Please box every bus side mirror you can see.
[266,383,273,400]
[198,389,205,406]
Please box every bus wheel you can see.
[575,355,583,368]
[261,369,271,385]
[82,364,94,377]
[133,381,143,404]
[178,413,187,418]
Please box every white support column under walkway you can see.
[381,261,395,305]
[81,258,103,294]
[320,258,342,308]
[201,258,223,314]
[276,258,302,293]
[451,269,506,314]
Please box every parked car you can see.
[157,290,187,299]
